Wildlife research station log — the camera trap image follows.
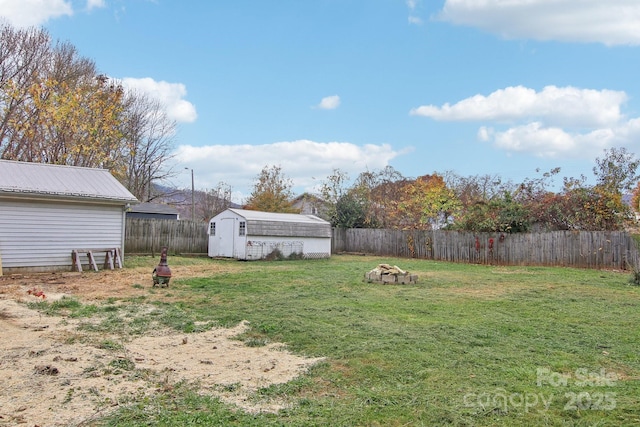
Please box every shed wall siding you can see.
[0,199,124,270]
[245,235,331,260]
[247,220,331,238]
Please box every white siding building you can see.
[0,160,138,273]
[208,208,331,260]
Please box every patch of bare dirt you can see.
[0,262,239,302]
[0,265,324,426]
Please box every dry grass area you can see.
[0,262,238,301]
[0,264,324,426]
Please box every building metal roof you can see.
[129,202,179,215]
[0,160,138,203]
[228,208,330,225]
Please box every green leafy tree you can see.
[319,168,350,225]
[453,192,530,233]
[334,190,370,228]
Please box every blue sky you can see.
[2,0,640,202]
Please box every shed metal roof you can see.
[228,208,330,225]
[0,160,138,203]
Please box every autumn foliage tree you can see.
[0,24,51,151]
[0,26,110,164]
[244,165,298,213]
[524,149,640,231]
[632,181,640,216]
[0,21,176,199]
[8,74,124,170]
[393,174,460,230]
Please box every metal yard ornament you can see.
[152,246,172,287]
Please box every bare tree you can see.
[198,182,233,220]
[119,90,176,201]
[444,171,514,206]
[0,22,51,157]
[352,166,405,228]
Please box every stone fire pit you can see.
[365,264,418,285]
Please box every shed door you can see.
[219,218,235,257]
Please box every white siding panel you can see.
[0,199,124,269]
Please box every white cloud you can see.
[121,77,198,123]
[411,85,627,127]
[316,95,341,110]
[477,126,492,142]
[414,85,637,159]
[487,122,618,159]
[0,0,72,27]
[406,0,422,25]
[173,140,403,203]
[438,0,640,46]
[87,0,105,11]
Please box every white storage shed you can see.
[0,160,138,273]
[208,208,331,260]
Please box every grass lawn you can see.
[48,255,640,426]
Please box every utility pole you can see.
[185,167,195,221]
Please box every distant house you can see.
[207,208,331,260]
[126,202,179,220]
[0,160,138,273]
[291,193,329,220]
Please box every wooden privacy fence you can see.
[124,219,640,270]
[332,228,640,270]
[125,218,208,255]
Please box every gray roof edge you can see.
[228,208,330,224]
[129,202,179,214]
[0,188,138,204]
[0,160,138,202]
[0,158,112,172]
